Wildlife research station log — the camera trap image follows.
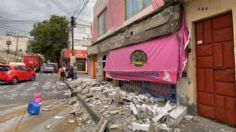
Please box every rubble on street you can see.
[67,79,189,132]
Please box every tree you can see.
[30,15,69,64]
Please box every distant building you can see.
[0,35,30,55]
[63,19,92,73]
[0,35,30,63]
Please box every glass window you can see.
[20,66,30,71]
[14,66,21,71]
[126,0,152,19]
[0,66,10,71]
[133,0,142,14]
[98,10,106,36]
[126,0,133,18]
[144,0,152,8]
[77,59,86,71]
[76,26,86,34]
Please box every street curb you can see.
[64,82,101,123]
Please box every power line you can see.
[14,3,86,21]
[72,0,85,17]
[74,0,89,19]
[0,17,30,32]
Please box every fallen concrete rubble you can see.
[66,79,190,132]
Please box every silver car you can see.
[41,63,55,73]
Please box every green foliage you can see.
[30,15,69,62]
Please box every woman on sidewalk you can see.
[59,67,66,81]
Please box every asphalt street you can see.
[0,73,69,109]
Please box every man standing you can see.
[68,65,74,80]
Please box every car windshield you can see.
[46,64,54,67]
[0,66,10,71]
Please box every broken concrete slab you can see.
[167,105,187,126]
[68,119,76,123]
[184,115,193,121]
[130,122,150,131]
[149,121,172,132]
[45,124,52,129]
[108,124,122,132]
[130,103,138,116]
[54,116,63,119]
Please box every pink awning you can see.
[104,35,179,84]
[104,16,189,84]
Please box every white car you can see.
[41,63,55,73]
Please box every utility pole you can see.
[71,16,76,56]
[70,16,76,67]
[6,39,11,64]
[15,33,19,61]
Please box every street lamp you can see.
[6,40,12,63]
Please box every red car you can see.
[0,64,36,84]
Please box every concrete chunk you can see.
[131,122,150,131]
[167,105,187,126]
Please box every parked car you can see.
[41,63,56,73]
[0,64,36,84]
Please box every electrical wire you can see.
[74,0,89,19]
[0,0,92,35]
[72,0,85,17]
[0,17,30,33]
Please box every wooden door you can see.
[195,13,236,126]
[92,54,97,79]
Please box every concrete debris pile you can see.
[67,96,96,128]
[68,79,190,132]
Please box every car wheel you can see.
[31,75,36,81]
[12,77,18,85]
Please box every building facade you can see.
[0,35,30,63]
[0,35,30,55]
[88,0,236,127]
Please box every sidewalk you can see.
[1,78,235,132]
[65,78,236,132]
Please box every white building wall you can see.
[0,35,29,54]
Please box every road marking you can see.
[26,86,36,91]
[32,82,39,86]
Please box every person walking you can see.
[59,67,66,81]
[68,65,74,80]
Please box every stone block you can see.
[166,105,187,126]
[131,122,150,131]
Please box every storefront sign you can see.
[64,49,87,59]
[130,50,147,67]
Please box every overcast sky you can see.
[0,0,96,36]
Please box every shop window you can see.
[98,10,107,36]
[77,59,86,71]
[125,0,152,19]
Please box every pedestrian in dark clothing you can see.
[59,67,66,81]
[68,66,74,80]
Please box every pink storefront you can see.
[104,16,189,83]
[89,0,189,102]
[104,16,189,102]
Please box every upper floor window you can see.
[98,10,107,36]
[126,0,152,19]
[76,26,86,34]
